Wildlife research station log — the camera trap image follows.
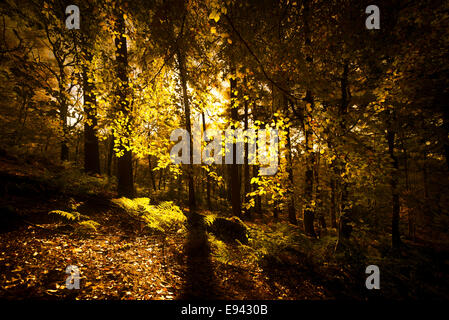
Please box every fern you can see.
[78,220,100,233]
[49,210,80,221]
[112,198,186,233]
[49,209,100,234]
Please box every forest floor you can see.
[1,153,449,300]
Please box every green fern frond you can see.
[49,210,80,221]
[78,220,100,232]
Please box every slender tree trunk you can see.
[442,99,449,171]
[243,97,251,219]
[303,91,316,237]
[202,111,211,209]
[229,64,241,217]
[59,78,69,162]
[423,163,429,199]
[74,135,80,165]
[177,47,196,211]
[159,168,164,190]
[315,152,326,229]
[133,158,139,182]
[402,135,415,241]
[107,133,114,177]
[335,60,352,251]
[53,44,70,163]
[148,155,157,191]
[286,119,297,225]
[302,0,316,237]
[388,126,401,249]
[253,127,262,215]
[15,94,29,146]
[330,177,337,228]
[115,12,134,198]
[82,50,101,175]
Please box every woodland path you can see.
[0,157,336,299]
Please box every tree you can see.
[114,7,134,198]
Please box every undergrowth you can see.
[49,209,100,234]
[112,197,186,234]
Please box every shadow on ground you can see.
[178,212,222,299]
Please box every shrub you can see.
[207,216,249,244]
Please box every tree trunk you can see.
[82,50,101,175]
[243,97,251,219]
[177,47,196,211]
[401,135,415,241]
[315,152,326,230]
[302,0,316,237]
[229,64,241,217]
[148,155,157,191]
[335,60,352,251]
[159,168,164,190]
[303,91,316,237]
[253,128,262,215]
[59,79,69,162]
[202,111,211,209]
[107,133,114,177]
[115,12,134,198]
[330,177,337,228]
[133,158,139,182]
[442,98,449,171]
[286,118,297,225]
[387,126,401,249]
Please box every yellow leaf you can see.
[209,11,220,22]
[211,27,217,34]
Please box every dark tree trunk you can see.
[335,60,352,251]
[253,127,262,215]
[177,47,196,211]
[243,97,251,219]
[229,64,241,217]
[59,80,69,162]
[303,91,316,237]
[330,177,337,228]
[302,0,316,237]
[401,135,415,241]
[115,12,134,198]
[148,155,157,191]
[442,98,449,171]
[159,168,164,190]
[82,50,101,175]
[315,152,326,229]
[107,133,114,177]
[387,126,401,249]
[202,111,211,209]
[54,43,69,163]
[286,119,297,225]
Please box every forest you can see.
[0,0,448,300]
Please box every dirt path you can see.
[0,159,344,300]
[0,194,335,300]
